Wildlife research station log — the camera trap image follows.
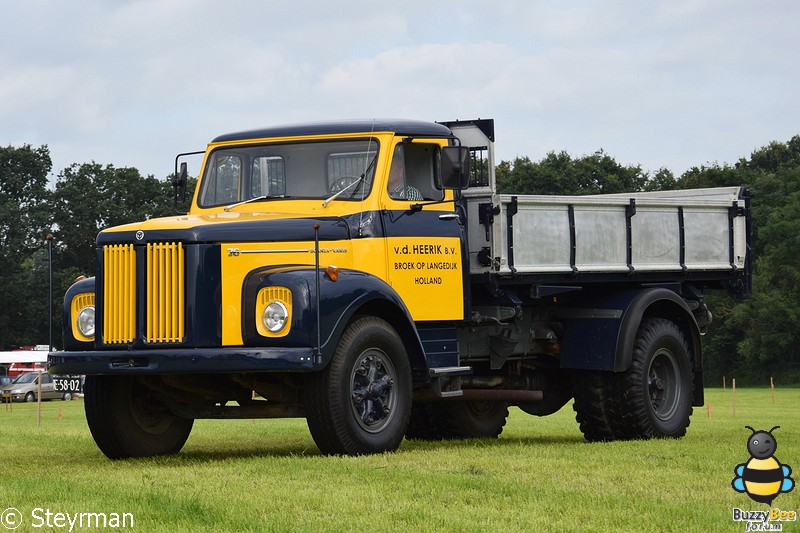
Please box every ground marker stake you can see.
[770,376,775,404]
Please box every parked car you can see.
[0,372,72,402]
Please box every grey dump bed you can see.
[447,120,748,285]
[465,187,749,278]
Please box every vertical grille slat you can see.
[102,244,136,344]
[103,241,185,345]
[146,242,185,344]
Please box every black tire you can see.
[616,318,693,439]
[404,402,446,440]
[305,316,412,455]
[84,375,194,460]
[572,371,620,442]
[25,392,35,403]
[406,401,508,440]
[439,401,509,439]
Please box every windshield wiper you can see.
[224,195,289,212]
[322,176,365,207]
[321,154,378,208]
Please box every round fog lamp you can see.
[77,306,96,337]
[262,301,288,333]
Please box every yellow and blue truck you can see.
[50,119,751,458]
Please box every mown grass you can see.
[1,388,798,532]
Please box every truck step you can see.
[428,366,472,377]
[425,367,472,399]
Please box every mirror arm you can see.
[173,150,204,215]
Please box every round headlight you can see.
[262,301,288,333]
[77,306,95,337]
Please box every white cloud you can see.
[0,0,798,180]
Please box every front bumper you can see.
[1,392,24,402]
[48,347,317,375]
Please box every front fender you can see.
[241,266,422,368]
[62,277,96,351]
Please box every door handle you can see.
[438,213,459,221]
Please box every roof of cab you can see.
[212,119,453,143]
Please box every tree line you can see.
[2,138,798,385]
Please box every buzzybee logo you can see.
[732,426,794,505]
[730,426,796,531]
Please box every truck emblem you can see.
[227,248,240,256]
[135,230,144,241]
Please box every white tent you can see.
[0,351,49,364]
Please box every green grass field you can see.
[1,388,798,532]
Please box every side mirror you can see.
[172,162,188,213]
[175,162,188,201]
[438,146,471,190]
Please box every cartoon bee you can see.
[732,426,795,505]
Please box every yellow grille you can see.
[255,286,292,338]
[103,244,136,344]
[71,292,96,314]
[146,242,185,343]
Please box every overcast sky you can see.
[2,0,799,182]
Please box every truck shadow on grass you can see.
[168,434,587,462]
[402,434,587,452]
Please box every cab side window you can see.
[387,143,442,201]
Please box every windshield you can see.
[198,138,379,208]
[11,373,37,384]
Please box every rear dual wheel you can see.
[573,318,693,441]
[405,401,508,440]
[620,318,693,438]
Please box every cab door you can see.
[381,141,466,322]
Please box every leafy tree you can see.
[0,145,52,262]
[681,137,800,384]
[497,150,647,195]
[643,168,677,191]
[0,145,52,349]
[51,163,182,275]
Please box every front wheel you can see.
[305,316,412,455]
[84,375,194,459]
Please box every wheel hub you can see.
[647,348,680,421]
[351,353,396,432]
